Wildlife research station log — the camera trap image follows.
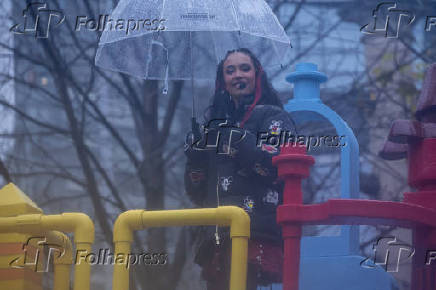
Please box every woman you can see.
[184,48,295,290]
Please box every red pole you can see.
[282,225,302,290]
[273,145,314,290]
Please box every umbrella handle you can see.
[191,117,202,142]
[183,118,202,148]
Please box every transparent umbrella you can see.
[95,0,291,83]
[95,0,291,134]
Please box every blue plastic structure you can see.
[266,63,397,290]
[286,62,360,257]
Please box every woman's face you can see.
[223,52,256,99]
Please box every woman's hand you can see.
[184,130,210,163]
[202,120,247,156]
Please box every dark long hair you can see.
[205,48,282,122]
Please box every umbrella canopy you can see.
[95,0,291,82]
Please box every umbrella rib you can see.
[208,29,220,69]
[251,0,270,64]
[160,0,167,22]
[204,5,220,77]
[230,0,242,32]
[230,0,244,51]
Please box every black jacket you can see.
[184,94,295,264]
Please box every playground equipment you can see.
[282,63,396,290]
[277,63,436,290]
[4,63,436,290]
[112,207,250,290]
[285,62,360,257]
[0,183,250,290]
[0,183,94,290]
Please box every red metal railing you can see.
[275,63,436,290]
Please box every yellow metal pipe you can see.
[0,221,74,290]
[4,213,94,243]
[113,210,144,243]
[44,231,73,290]
[41,214,94,290]
[230,237,248,290]
[215,207,250,239]
[0,213,94,290]
[74,242,92,290]
[112,241,132,290]
[112,206,250,290]
[53,264,71,290]
[41,213,95,244]
[44,231,73,266]
[0,215,21,229]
